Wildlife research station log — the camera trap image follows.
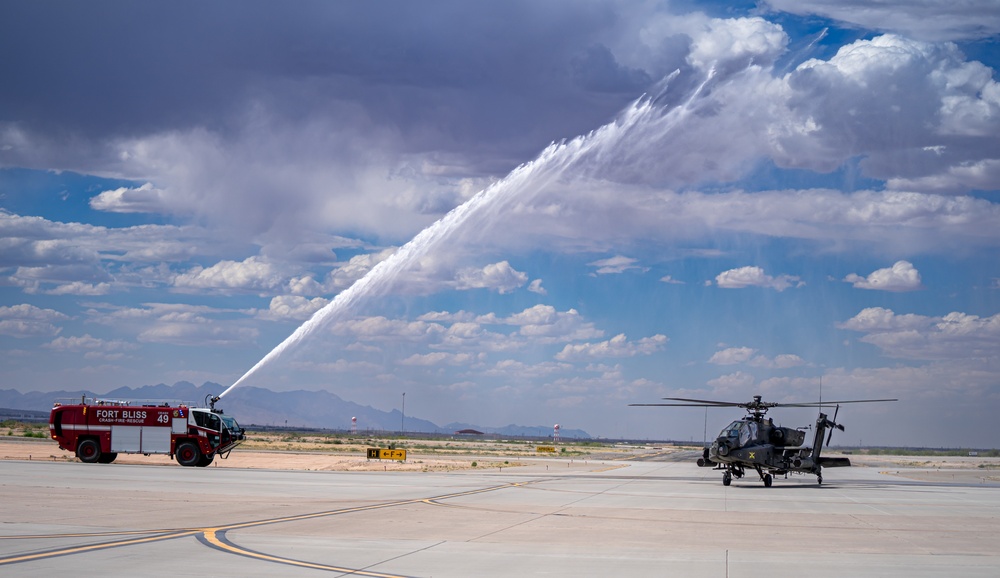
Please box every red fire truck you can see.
[49,396,245,467]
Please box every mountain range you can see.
[0,381,591,439]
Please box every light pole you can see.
[401,392,405,435]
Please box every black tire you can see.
[196,453,215,467]
[763,473,773,487]
[77,439,101,464]
[97,452,118,464]
[722,472,732,486]
[175,442,201,467]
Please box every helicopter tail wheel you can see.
[722,471,732,486]
[817,473,823,485]
[763,473,772,487]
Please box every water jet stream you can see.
[219,67,720,399]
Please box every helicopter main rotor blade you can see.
[630,396,896,410]
[660,397,745,406]
[771,398,897,407]
[629,403,731,407]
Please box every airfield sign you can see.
[367,448,407,461]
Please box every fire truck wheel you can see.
[175,442,200,467]
[97,452,118,464]
[76,439,101,464]
[196,453,214,467]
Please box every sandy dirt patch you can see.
[846,453,1000,483]
[5,436,996,481]
[0,438,523,471]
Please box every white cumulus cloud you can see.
[500,305,604,343]
[89,182,170,214]
[173,256,290,294]
[749,353,807,368]
[555,333,668,361]
[839,307,1000,360]
[588,255,649,275]
[528,279,547,295]
[45,334,138,360]
[765,0,1000,41]
[688,16,788,71]
[259,295,330,321]
[715,266,803,291]
[0,304,68,338]
[454,261,528,294]
[844,260,923,291]
[709,346,756,365]
[398,351,483,367]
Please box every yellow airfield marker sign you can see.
[367,448,407,461]
[536,446,556,453]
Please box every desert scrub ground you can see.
[240,430,617,458]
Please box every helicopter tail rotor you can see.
[825,404,843,446]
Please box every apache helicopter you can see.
[631,395,896,486]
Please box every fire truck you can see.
[49,395,245,467]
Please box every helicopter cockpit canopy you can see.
[720,420,742,439]
[719,420,758,447]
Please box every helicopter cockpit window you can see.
[740,422,758,446]
[720,420,742,439]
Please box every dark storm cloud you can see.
[0,1,650,169]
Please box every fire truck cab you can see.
[50,397,245,467]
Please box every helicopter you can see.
[631,395,896,486]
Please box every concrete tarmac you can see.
[1,457,998,577]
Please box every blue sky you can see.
[2,1,999,447]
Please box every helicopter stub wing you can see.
[817,456,851,467]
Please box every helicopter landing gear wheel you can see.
[763,473,772,487]
[817,474,823,486]
[722,471,732,486]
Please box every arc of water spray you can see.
[219,67,719,400]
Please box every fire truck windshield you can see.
[220,415,241,433]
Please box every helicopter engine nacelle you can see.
[770,426,805,447]
[792,457,814,470]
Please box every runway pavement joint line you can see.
[0,528,186,540]
[0,529,201,566]
[200,529,418,577]
[0,479,529,569]
[590,464,630,473]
